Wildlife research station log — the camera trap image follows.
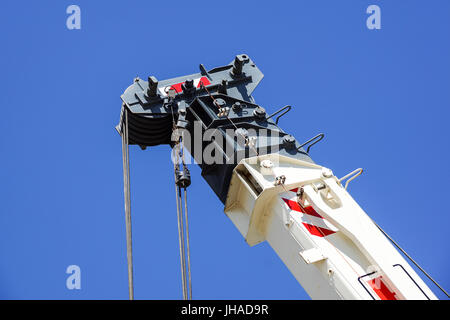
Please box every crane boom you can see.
[225,154,436,299]
[117,54,438,299]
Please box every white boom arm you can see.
[224,154,437,300]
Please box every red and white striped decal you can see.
[367,276,398,300]
[158,76,211,97]
[281,188,338,237]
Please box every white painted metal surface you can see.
[224,154,437,300]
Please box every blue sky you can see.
[0,1,449,299]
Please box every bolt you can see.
[215,98,226,108]
[218,79,228,94]
[253,106,266,119]
[260,159,274,175]
[283,134,296,149]
[146,76,158,97]
[184,78,194,88]
[232,102,242,111]
[232,55,245,76]
[322,167,333,178]
[260,159,274,169]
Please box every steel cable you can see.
[121,108,134,300]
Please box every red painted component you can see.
[282,198,304,213]
[302,223,336,237]
[282,197,337,237]
[282,198,323,218]
[167,76,211,93]
[170,82,183,93]
[367,277,398,300]
[302,205,323,219]
[197,76,211,87]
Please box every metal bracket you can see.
[199,63,212,80]
[299,248,327,264]
[298,133,324,153]
[217,107,230,118]
[274,175,286,186]
[339,168,363,190]
[266,105,292,124]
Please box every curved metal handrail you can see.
[266,105,292,124]
[297,133,324,153]
[339,168,363,190]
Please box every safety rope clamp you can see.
[274,175,286,186]
[217,107,230,118]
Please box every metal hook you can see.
[298,133,324,153]
[339,168,363,190]
[267,105,292,124]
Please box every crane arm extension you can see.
[224,154,437,299]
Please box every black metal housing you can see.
[117,55,314,203]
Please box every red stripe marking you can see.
[302,223,336,237]
[170,82,183,93]
[282,198,323,218]
[367,277,397,300]
[302,205,323,218]
[282,196,336,237]
[167,76,211,93]
[282,198,304,213]
[197,76,211,87]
